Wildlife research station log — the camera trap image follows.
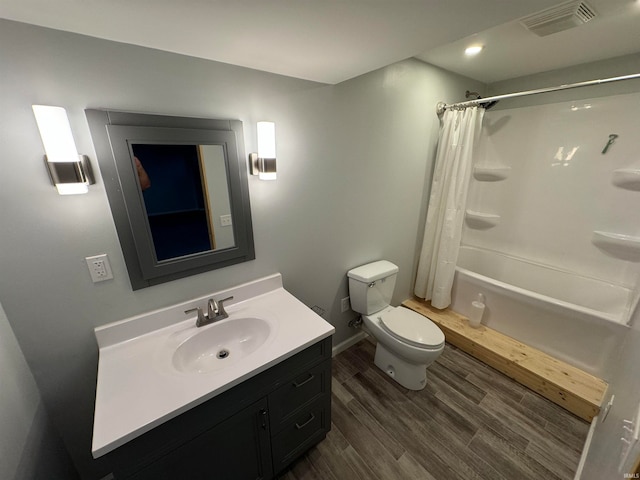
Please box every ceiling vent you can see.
[521,1,596,37]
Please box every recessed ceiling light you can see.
[464,45,484,56]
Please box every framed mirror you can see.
[86,110,255,289]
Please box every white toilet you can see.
[347,260,445,390]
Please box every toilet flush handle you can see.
[368,282,376,288]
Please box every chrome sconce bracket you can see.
[44,154,95,187]
[249,153,276,178]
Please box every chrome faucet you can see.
[185,296,234,327]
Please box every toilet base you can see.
[373,343,427,391]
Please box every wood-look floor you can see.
[277,338,590,480]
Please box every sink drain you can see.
[217,349,230,359]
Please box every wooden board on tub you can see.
[403,297,608,422]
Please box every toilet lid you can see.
[379,308,445,349]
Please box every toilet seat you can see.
[378,308,445,349]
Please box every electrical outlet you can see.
[341,296,351,313]
[220,214,232,226]
[85,254,113,283]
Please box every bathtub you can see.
[450,245,632,378]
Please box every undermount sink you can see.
[172,317,272,374]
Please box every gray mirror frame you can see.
[85,109,255,290]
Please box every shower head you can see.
[465,90,499,110]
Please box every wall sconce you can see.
[249,121,277,180]
[32,105,95,195]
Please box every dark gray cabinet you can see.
[106,336,332,479]
[128,399,272,480]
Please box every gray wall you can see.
[0,300,77,479]
[0,20,483,478]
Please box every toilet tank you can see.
[347,260,399,315]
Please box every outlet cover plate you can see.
[341,296,351,313]
[86,254,114,283]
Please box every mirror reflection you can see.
[131,144,235,262]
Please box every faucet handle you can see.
[185,307,207,326]
[207,298,219,318]
[216,296,234,318]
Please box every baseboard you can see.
[332,331,368,357]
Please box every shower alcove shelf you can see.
[592,231,640,261]
[473,165,511,182]
[612,168,640,191]
[465,210,500,229]
[403,298,608,422]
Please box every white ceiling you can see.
[416,0,640,83]
[1,0,638,85]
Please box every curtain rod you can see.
[436,72,640,115]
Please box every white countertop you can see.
[92,274,335,458]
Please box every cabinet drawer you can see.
[268,359,331,432]
[271,395,331,474]
[268,337,331,388]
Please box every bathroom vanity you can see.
[92,274,334,479]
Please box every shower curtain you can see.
[414,106,484,309]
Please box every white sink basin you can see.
[172,317,272,374]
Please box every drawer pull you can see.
[260,409,268,430]
[292,374,315,388]
[295,413,315,430]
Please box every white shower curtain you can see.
[414,106,484,309]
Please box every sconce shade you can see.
[32,105,79,163]
[32,105,93,194]
[257,121,276,159]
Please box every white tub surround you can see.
[466,92,640,291]
[454,92,640,379]
[92,274,334,458]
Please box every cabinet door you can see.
[127,399,272,480]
